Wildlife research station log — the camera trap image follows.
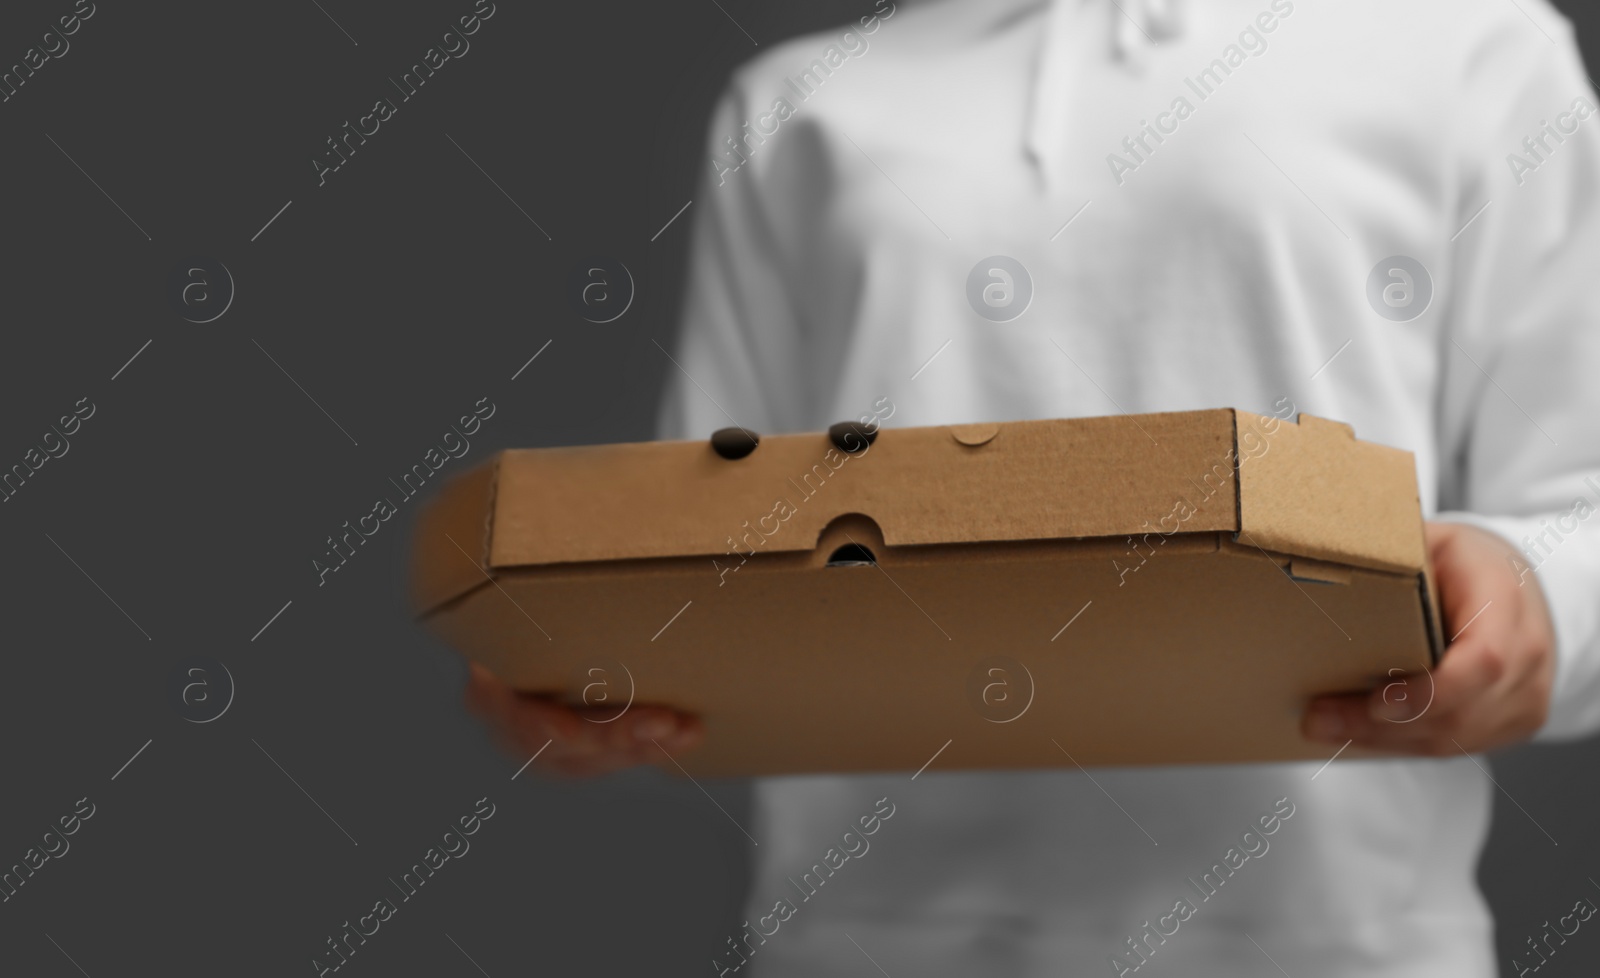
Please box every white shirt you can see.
[656,0,1600,974]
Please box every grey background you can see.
[0,1,1593,974]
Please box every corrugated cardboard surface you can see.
[485,410,1240,569]
[1236,411,1428,575]
[412,410,1438,776]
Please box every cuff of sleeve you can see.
[1434,511,1600,742]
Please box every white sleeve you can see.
[1435,10,1600,741]
[655,81,811,444]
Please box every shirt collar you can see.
[1023,0,1187,188]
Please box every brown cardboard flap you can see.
[1237,412,1426,575]
[410,456,500,613]
[483,410,1242,571]
[1288,557,1354,585]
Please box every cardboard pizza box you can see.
[411,408,1442,777]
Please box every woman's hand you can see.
[465,662,705,777]
[1303,521,1556,755]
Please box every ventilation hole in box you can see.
[826,543,877,567]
